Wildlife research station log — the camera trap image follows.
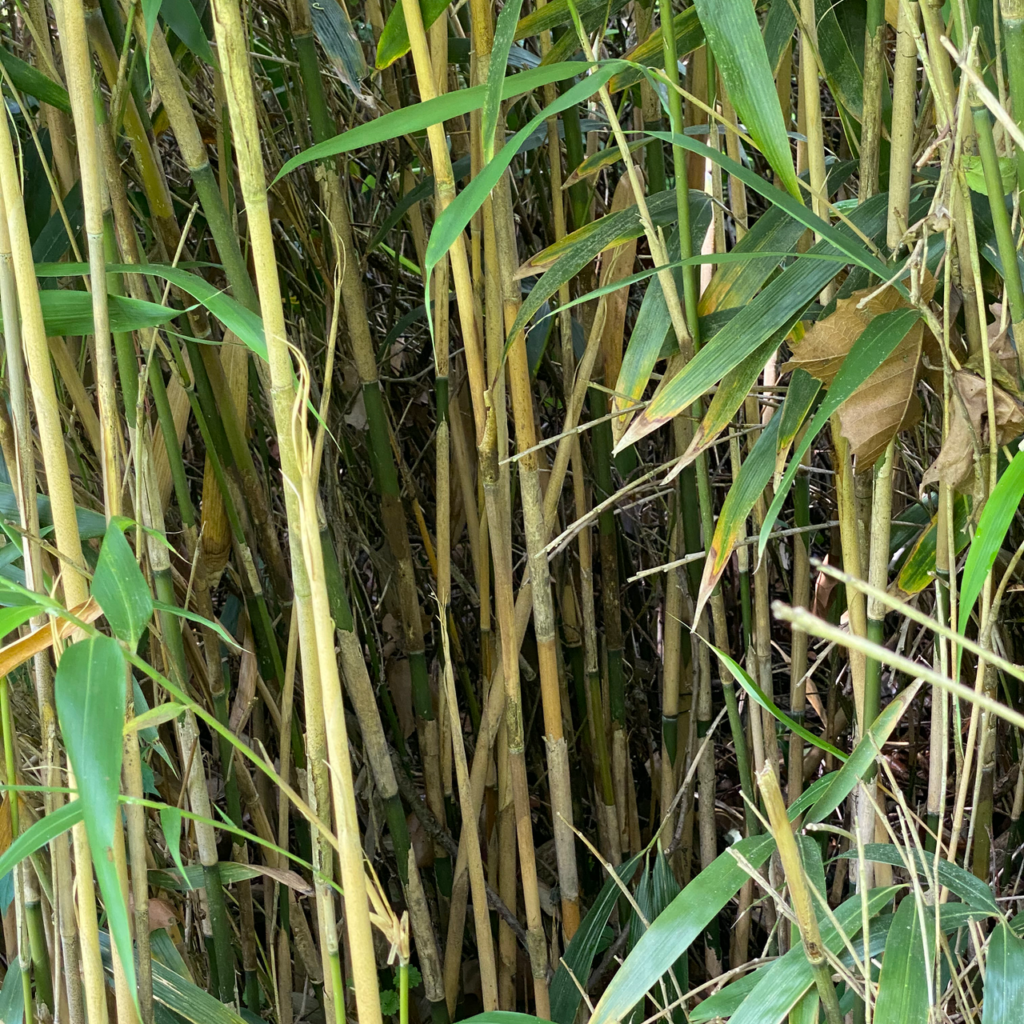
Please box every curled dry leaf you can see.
[782,274,936,467]
[920,370,1024,496]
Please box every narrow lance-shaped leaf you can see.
[639,130,898,287]
[699,635,847,762]
[92,522,153,652]
[274,62,597,180]
[692,0,800,198]
[983,922,1024,1024]
[425,61,628,336]
[588,835,776,1024]
[482,0,527,161]
[805,680,922,824]
[55,637,136,1003]
[759,308,922,559]
[874,896,934,1024]
[614,190,899,453]
[958,448,1024,636]
[838,844,998,915]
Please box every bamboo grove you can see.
[4,0,1024,1021]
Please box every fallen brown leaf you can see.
[921,370,1024,495]
[782,275,936,467]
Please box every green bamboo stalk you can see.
[860,0,888,200]
[207,6,384,1023]
[757,766,843,1024]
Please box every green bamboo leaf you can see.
[161,0,216,66]
[551,855,642,1024]
[682,323,796,468]
[762,0,796,76]
[896,495,971,594]
[603,6,703,88]
[376,0,451,69]
[959,449,1024,636]
[159,806,194,889]
[692,887,899,1024]
[700,635,847,762]
[0,604,42,638]
[838,844,998,915]
[614,190,897,453]
[99,931,250,1024]
[806,681,922,824]
[0,799,83,879]
[92,522,153,651]
[274,63,592,180]
[874,897,934,1024]
[983,922,1024,1024]
[55,637,136,1004]
[589,835,776,1024]
[698,407,783,606]
[0,290,181,338]
[36,262,267,360]
[774,367,822,480]
[32,183,83,263]
[0,952,24,1023]
[151,600,238,652]
[514,192,711,352]
[692,0,800,198]
[425,62,627,328]
[759,308,922,559]
[483,0,527,160]
[641,131,895,286]
[0,483,113,541]
[0,46,71,113]
[125,702,186,735]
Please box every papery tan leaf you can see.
[921,371,1024,495]
[782,275,936,467]
[836,321,924,466]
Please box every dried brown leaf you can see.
[921,371,1024,494]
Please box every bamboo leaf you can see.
[36,262,267,360]
[0,45,71,113]
[375,0,451,69]
[55,637,136,1003]
[125,702,186,735]
[692,888,898,1024]
[159,806,194,889]
[483,0,527,160]
[274,63,594,180]
[641,131,895,285]
[0,799,83,878]
[0,289,181,338]
[603,6,703,88]
[614,190,898,453]
[874,896,934,1024]
[161,0,216,66]
[0,949,24,1024]
[515,192,711,356]
[589,835,776,1024]
[805,681,922,823]
[759,308,922,559]
[699,636,847,762]
[958,448,1024,636]
[692,0,800,198]
[425,62,627,327]
[983,922,1024,1024]
[92,522,153,652]
[99,931,251,1024]
[838,844,998,915]
[309,0,369,99]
